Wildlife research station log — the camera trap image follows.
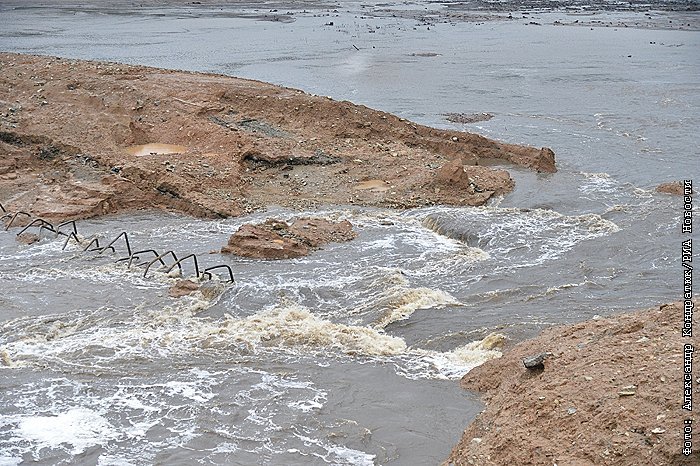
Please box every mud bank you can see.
[446,301,697,466]
[0,53,554,223]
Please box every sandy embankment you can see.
[445,301,697,466]
[0,53,555,223]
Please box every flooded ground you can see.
[0,1,699,464]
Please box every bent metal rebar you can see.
[1,205,235,284]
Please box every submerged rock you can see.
[16,232,40,245]
[169,279,200,298]
[222,217,356,260]
[443,112,494,124]
[656,181,684,195]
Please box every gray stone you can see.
[523,352,550,370]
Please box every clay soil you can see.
[0,52,555,223]
[445,301,697,466]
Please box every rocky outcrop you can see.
[222,222,310,259]
[510,146,556,174]
[222,217,356,259]
[16,232,40,245]
[434,158,515,205]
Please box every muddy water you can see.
[1,2,699,465]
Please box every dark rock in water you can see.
[523,352,550,370]
[443,112,494,124]
[422,214,480,245]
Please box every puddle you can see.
[355,180,390,192]
[125,143,188,157]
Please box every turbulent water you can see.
[0,1,698,465]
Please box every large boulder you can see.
[436,159,514,197]
[222,217,356,260]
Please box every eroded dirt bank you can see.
[0,53,555,222]
[445,301,697,466]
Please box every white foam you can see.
[0,295,499,381]
[0,455,20,466]
[424,206,620,268]
[294,433,376,466]
[9,263,167,288]
[17,408,118,455]
[370,286,460,329]
[164,381,216,403]
[289,398,324,413]
[97,456,138,466]
[225,305,407,356]
[418,333,505,380]
[396,332,506,380]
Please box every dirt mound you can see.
[221,217,356,259]
[445,301,697,466]
[0,53,555,222]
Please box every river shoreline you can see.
[0,52,553,223]
[0,5,696,460]
[446,301,697,465]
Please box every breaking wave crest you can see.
[0,298,502,380]
[422,206,619,267]
[348,269,460,329]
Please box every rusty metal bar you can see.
[82,236,115,254]
[144,250,180,278]
[55,220,78,236]
[83,237,100,252]
[165,253,200,278]
[61,232,81,250]
[97,231,131,257]
[4,211,32,230]
[202,264,235,283]
[0,202,238,289]
[116,249,167,268]
[16,218,56,237]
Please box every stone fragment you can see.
[16,232,40,245]
[618,385,637,396]
[523,352,550,370]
